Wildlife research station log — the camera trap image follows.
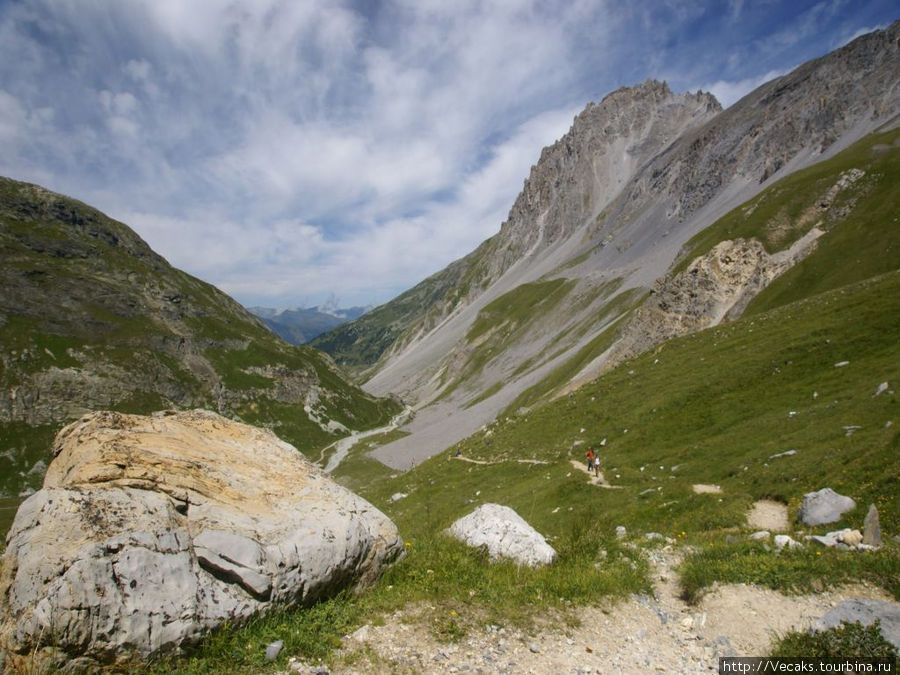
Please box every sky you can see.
[0,1,896,310]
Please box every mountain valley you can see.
[250,305,370,345]
[0,20,899,674]
[0,177,400,508]
[314,23,900,472]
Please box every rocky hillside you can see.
[0,177,401,498]
[313,22,900,470]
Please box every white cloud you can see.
[0,90,28,144]
[118,103,576,308]
[0,0,893,308]
[99,91,138,116]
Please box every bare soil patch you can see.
[747,499,790,532]
[323,548,892,674]
[692,483,722,494]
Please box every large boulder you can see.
[448,503,557,567]
[797,487,856,526]
[0,410,404,668]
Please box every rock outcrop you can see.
[798,487,857,526]
[593,234,820,376]
[815,599,900,650]
[864,504,882,547]
[0,410,404,669]
[448,503,557,567]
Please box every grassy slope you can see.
[675,128,900,293]
[159,268,899,674]
[373,266,899,551]
[309,256,470,372]
[84,132,900,671]
[500,128,900,417]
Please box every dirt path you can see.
[569,459,621,489]
[309,547,891,674]
[451,456,550,466]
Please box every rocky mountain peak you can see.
[496,80,721,271]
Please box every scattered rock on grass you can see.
[448,503,557,567]
[265,640,283,660]
[798,488,856,526]
[768,449,797,460]
[864,504,882,547]
[774,535,803,551]
[808,528,866,549]
[747,500,789,533]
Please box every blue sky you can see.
[0,1,896,309]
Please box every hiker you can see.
[593,451,601,477]
[585,446,595,471]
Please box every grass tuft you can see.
[771,620,898,658]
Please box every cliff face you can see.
[314,22,900,470]
[493,81,721,272]
[0,177,400,497]
[312,81,722,374]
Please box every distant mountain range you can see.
[312,21,900,470]
[249,305,370,344]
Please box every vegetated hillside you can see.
[0,177,401,501]
[310,255,473,372]
[248,253,897,672]
[313,23,900,472]
[348,266,900,597]
[337,128,900,530]
[151,245,900,673]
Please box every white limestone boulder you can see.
[448,503,557,567]
[0,410,404,668]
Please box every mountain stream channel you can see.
[319,407,414,474]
